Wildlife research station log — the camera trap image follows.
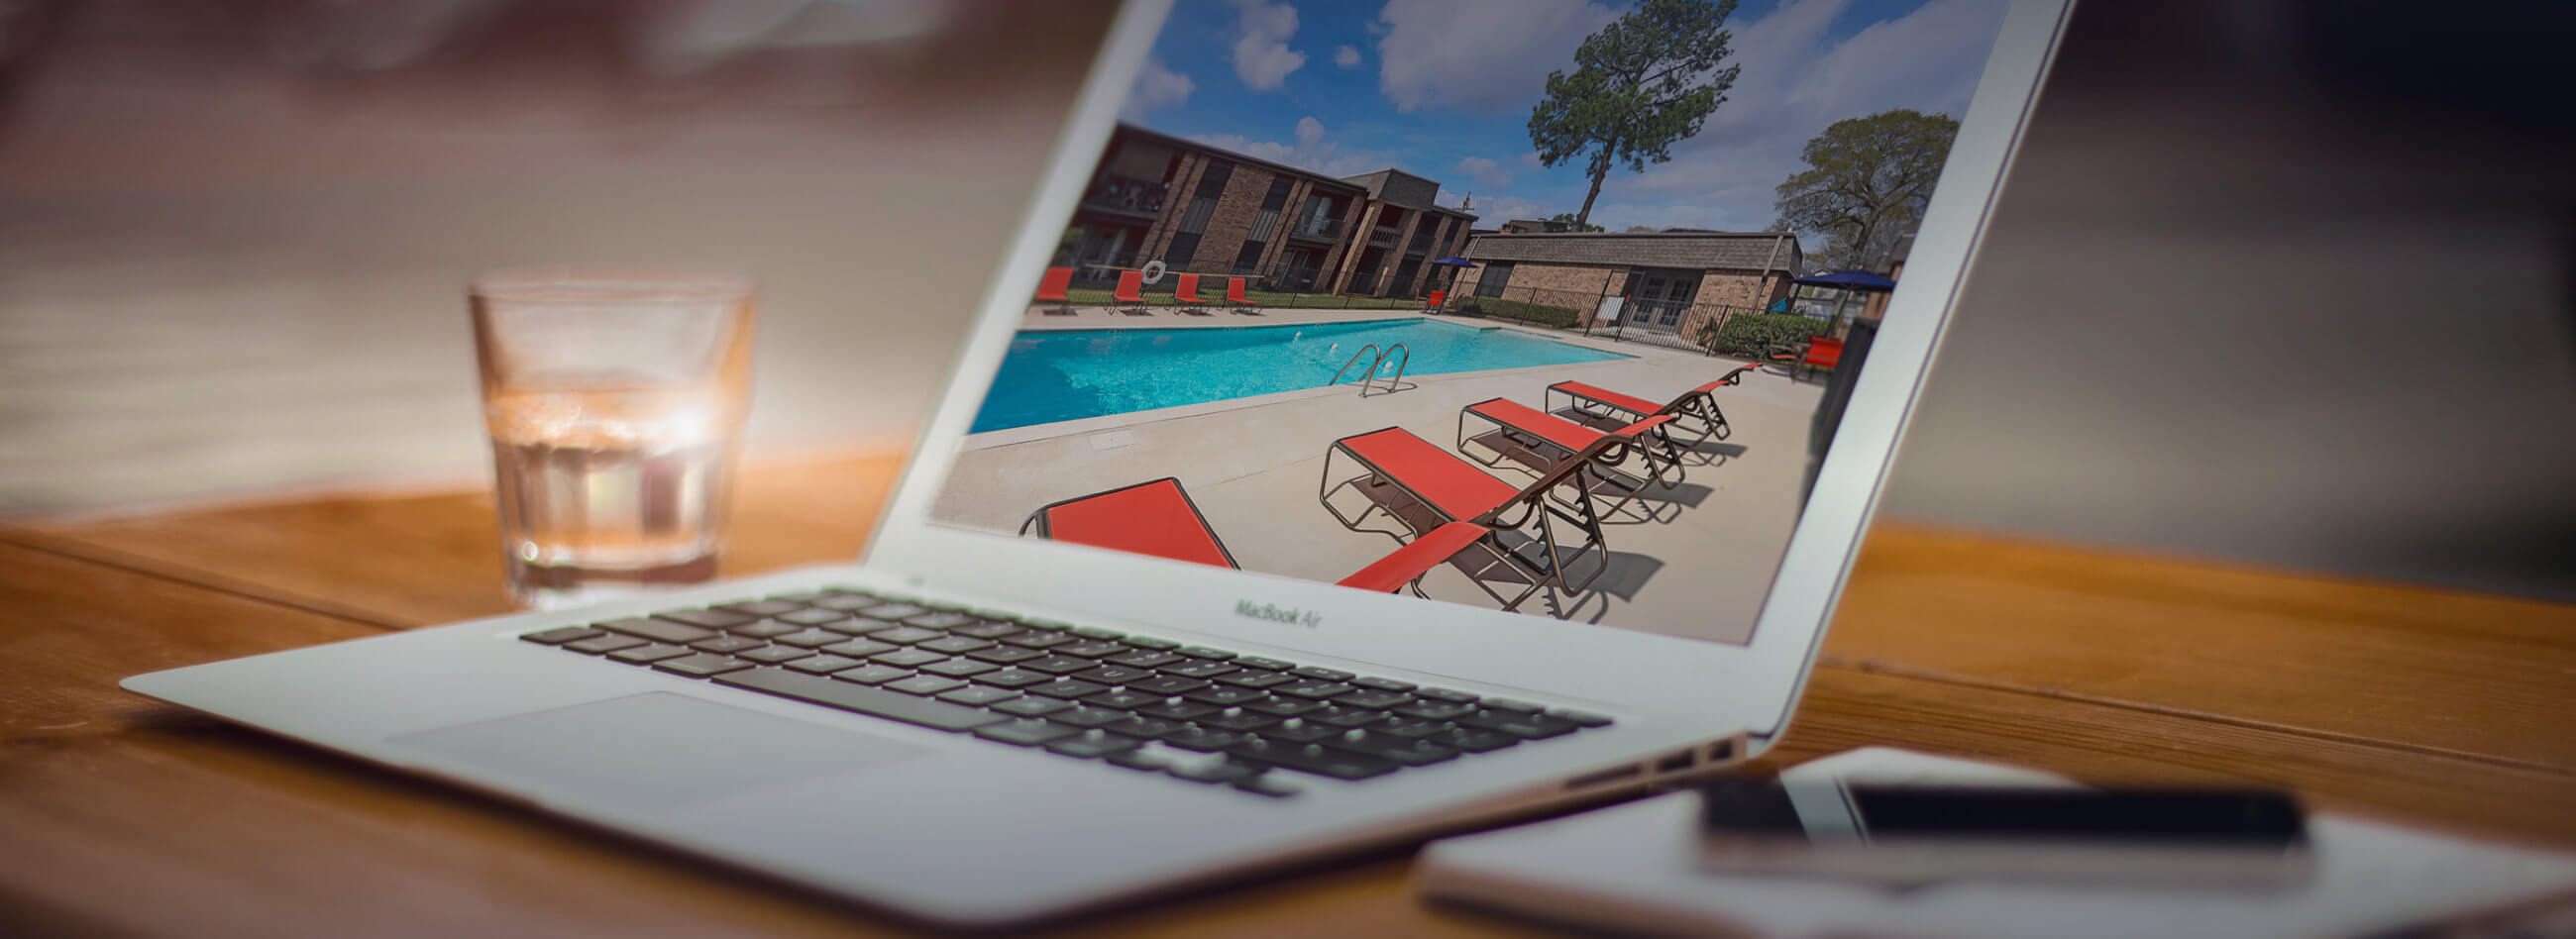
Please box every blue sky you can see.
[1120,0,2008,241]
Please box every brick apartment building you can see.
[1062,125,1477,298]
[1452,231,1803,339]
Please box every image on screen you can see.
[930,0,2011,645]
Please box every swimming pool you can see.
[968,319,1630,433]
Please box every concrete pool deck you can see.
[933,313,1823,643]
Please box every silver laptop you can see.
[125,0,2072,927]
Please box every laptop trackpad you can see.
[396,691,933,808]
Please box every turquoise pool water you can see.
[968,319,1629,433]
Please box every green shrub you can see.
[1452,295,1582,329]
[1705,313,1828,357]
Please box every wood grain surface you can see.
[5,451,2571,937]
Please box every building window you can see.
[1233,240,1265,271]
[1474,261,1514,298]
[1165,233,1201,267]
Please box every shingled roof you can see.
[1463,232,1801,272]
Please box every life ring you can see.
[1140,260,1167,285]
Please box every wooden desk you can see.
[5,451,2571,936]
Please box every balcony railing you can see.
[1081,173,1167,217]
[1287,216,1342,241]
[1366,226,1401,247]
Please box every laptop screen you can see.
[922,0,2013,647]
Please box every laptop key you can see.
[1274,679,1354,699]
[1026,678,1111,699]
[999,631,1075,650]
[784,654,865,675]
[1416,687,1480,703]
[719,600,805,617]
[1071,664,1156,684]
[1066,626,1125,639]
[1351,677,1417,692]
[1393,700,1478,721]
[1428,727,1519,753]
[965,646,1046,665]
[1201,710,1281,732]
[948,621,1024,639]
[1104,650,1185,669]
[1234,657,1295,672]
[1332,688,1414,709]
[1224,739,1398,781]
[973,719,1081,747]
[762,590,836,605]
[658,608,755,629]
[1375,717,1452,738]
[522,627,603,645]
[916,636,994,655]
[1176,646,1236,661]
[1255,719,1341,743]
[769,629,849,649]
[598,618,718,645]
[1136,700,1220,722]
[1182,686,1268,706]
[991,696,1074,718]
[727,619,807,640]
[1167,761,1261,784]
[1161,660,1239,679]
[884,675,967,696]
[862,603,929,620]
[1056,640,1129,658]
[1455,710,1577,739]
[935,685,1020,707]
[906,612,978,630]
[566,634,647,655]
[1161,727,1244,752]
[809,594,882,612]
[690,635,767,654]
[653,653,751,678]
[821,617,903,636]
[1214,671,1296,689]
[819,638,899,659]
[1325,731,1459,767]
[918,658,999,678]
[1083,689,1165,710]
[1312,706,1396,728]
[869,648,949,668]
[867,626,945,645]
[772,608,852,627]
[1048,706,1127,729]
[830,664,914,685]
[1480,698,1547,714]
[1019,656,1097,676]
[1102,715,1179,738]
[715,669,1005,732]
[1245,697,1328,716]
[606,643,693,664]
[735,645,814,665]
[1127,676,1208,695]
[1045,732,1142,759]
[972,668,1055,688]
[1121,637,1181,651]
[1290,666,1354,681]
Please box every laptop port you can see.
[1654,750,1696,774]
[1564,764,1645,790]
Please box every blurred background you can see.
[3,0,2570,600]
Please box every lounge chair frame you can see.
[1454,398,1683,520]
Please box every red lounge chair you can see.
[1020,477,1488,600]
[1032,265,1075,316]
[1319,419,1670,613]
[1456,397,1683,517]
[1424,289,1447,312]
[1222,277,1262,315]
[1111,269,1152,316]
[1171,273,1213,316]
[1771,334,1854,382]
[1543,363,1759,447]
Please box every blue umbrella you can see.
[1788,269,1895,327]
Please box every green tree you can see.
[1772,109,1958,271]
[1528,0,1740,230]
[1548,212,1606,233]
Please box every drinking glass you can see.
[470,268,756,609]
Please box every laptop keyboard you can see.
[519,586,1611,798]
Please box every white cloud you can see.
[1230,0,1307,91]
[1191,116,1386,177]
[1375,0,1618,113]
[1123,57,1194,120]
[1335,44,1362,67]
[1454,156,1513,191]
[1520,151,1545,169]
[1595,0,2008,234]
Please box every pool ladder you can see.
[1328,343,1410,397]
